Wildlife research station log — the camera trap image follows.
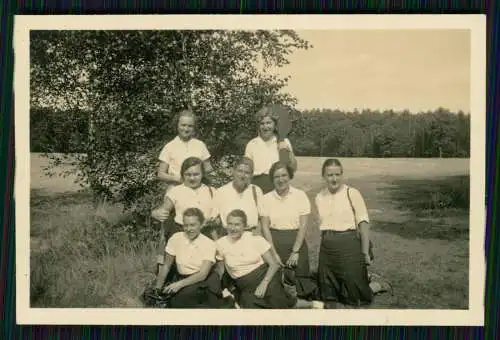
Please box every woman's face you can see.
[183,164,203,188]
[323,165,343,192]
[273,167,290,193]
[226,215,246,241]
[259,116,276,140]
[232,163,253,189]
[182,215,202,241]
[177,115,195,140]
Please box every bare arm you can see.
[292,215,308,253]
[157,161,182,184]
[286,214,308,267]
[260,216,282,265]
[358,221,371,257]
[152,197,174,222]
[163,261,214,295]
[261,249,281,282]
[254,249,281,298]
[155,253,175,289]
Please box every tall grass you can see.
[30,190,158,307]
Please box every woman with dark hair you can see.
[260,161,322,307]
[157,109,214,189]
[215,209,298,309]
[152,156,218,271]
[316,158,392,308]
[244,106,297,194]
[153,208,228,308]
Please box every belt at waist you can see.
[321,228,357,234]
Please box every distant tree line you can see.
[31,106,470,158]
[290,108,470,158]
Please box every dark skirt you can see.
[233,264,296,309]
[165,270,230,309]
[270,229,319,300]
[251,174,274,194]
[318,230,373,306]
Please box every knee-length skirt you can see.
[233,264,296,309]
[318,230,373,306]
[270,229,319,300]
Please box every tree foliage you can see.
[290,108,470,158]
[30,30,311,213]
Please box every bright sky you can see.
[276,30,470,113]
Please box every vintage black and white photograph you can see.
[16,15,485,325]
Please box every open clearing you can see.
[29,154,470,309]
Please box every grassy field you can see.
[30,154,470,309]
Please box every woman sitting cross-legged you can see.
[153,207,229,308]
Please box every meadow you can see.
[29,154,470,309]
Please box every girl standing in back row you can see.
[245,106,297,194]
[157,109,214,189]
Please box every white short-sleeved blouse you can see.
[315,185,370,231]
[260,186,311,230]
[215,232,271,279]
[165,232,216,275]
[244,136,293,176]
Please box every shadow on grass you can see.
[374,175,469,241]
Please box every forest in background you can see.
[31,106,470,158]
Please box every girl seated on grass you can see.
[153,207,228,308]
[215,209,324,309]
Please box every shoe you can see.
[369,272,394,296]
[311,300,325,309]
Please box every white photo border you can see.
[15,14,486,326]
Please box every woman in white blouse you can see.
[260,161,320,305]
[315,158,391,308]
[153,208,227,308]
[152,157,218,271]
[215,209,297,309]
[157,109,214,189]
[244,106,297,194]
[212,157,264,234]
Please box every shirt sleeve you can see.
[349,187,370,225]
[165,185,178,205]
[244,140,253,159]
[200,141,211,161]
[165,233,179,256]
[259,194,270,217]
[200,239,216,263]
[158,143,171,164]
[253,236,271,255]
[297,190,311,215]
[285,138,294,153]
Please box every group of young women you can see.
[149,107,391,309]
